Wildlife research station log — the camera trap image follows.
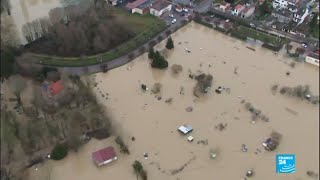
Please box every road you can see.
[208,8,319,51]
[44,13,189,75]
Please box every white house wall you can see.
[305,56,319,66]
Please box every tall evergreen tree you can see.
[166,37,174,50]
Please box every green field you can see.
[234,26,289,46]
[32,9,167,67]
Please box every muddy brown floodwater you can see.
[27,22,319,180]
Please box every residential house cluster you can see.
[218,2,256,18]
[125,0,172,17]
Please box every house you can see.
[293,8,306,23]
[106,0,118,6]
[126,0,149,14]
[150,0,172,17]
[49,80,64,96]
[272,0,289,9]
[135,0,158,15]
[241,5,255,18]
[272,9,293,23]
[178,124,193,135]
[287,4,298,13]
[305,53,319,66]
[219,2,230,13]
[92,146,117,166]
[232,4,245,16]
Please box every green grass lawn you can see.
[32,9,167,67]
[235,26,287,46]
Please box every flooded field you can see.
[9,0,62,44]
[28,22,319,180]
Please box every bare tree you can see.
[8,75,27,106]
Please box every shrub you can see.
[230,32,247,41]
[295,47,305,54]
[148,48,155,59]
[51,144,68,160]
[115,136,130,154]
[151,51,168,69]
[262,43,283,52]
[171,64,183,74]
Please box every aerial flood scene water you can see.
[1,0,319,180]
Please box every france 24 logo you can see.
[276,154,296,173]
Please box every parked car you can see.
[249,23,255,28]
[181,13,185,17]
[183,8,188,12]
[172,19,177,24]
[272,25,276,29]
[225,19,230,23]
[169,14,174,18]
[301,42,308,48]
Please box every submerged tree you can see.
[151,51,168,69]
[165,37,174,49]
[148,48,155,59]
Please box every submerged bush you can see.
[51,144,68,160]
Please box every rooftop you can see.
[126,0,148,9]
[92,146,117,165]
[49,80,63,95]
[138,0,157,9]
[151,0,171,11]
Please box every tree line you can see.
[23,0,134,57]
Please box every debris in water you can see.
[186,106,193,112]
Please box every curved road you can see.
[44,20,188,75]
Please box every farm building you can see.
[150,0,172,17]
[92,146,117,166]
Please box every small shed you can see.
[178,124,193,135]
[92,146,117,166]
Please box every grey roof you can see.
[287,4,297,10]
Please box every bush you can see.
[230,32,247,41]
[148,48,155,59]
[51,144,68,160]
[214,26,226,33]
[115,136,130,154]
[171,64,183,74]
[295,47,305,54]
[194,19,213,28]
[262,43,283,52]
[151,51,168,69]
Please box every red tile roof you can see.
[126,0,148,9]
[92,146,117,165]
[49,80,63,95]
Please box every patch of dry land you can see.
[28,22,319,180]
